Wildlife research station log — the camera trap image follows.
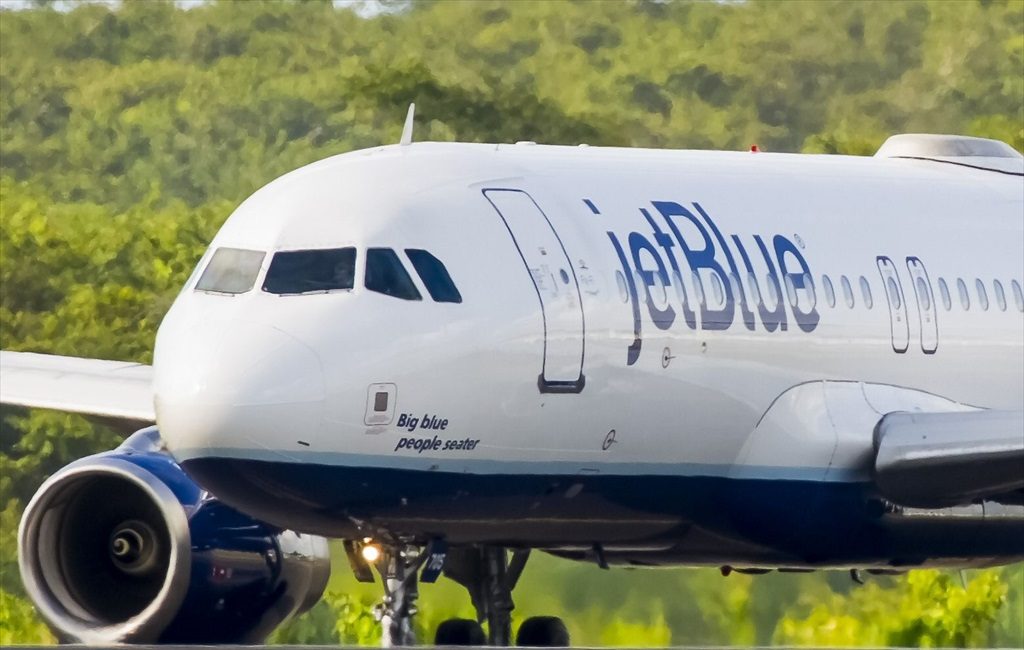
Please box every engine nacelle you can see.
[18,427,330,644]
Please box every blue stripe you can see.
[171,446,869,483]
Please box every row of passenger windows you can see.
[936,277,1023,313]
[619,269,1024,315]
[195,247,462,303]
[818,274,1024,313]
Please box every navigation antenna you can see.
[399,103,415,146]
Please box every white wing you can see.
[0,351,154,428]
[874,409,1024,508]
[746,381,1023,508]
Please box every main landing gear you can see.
[346,540,570,646]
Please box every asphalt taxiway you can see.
[16,646,1022,650]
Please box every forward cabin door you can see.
[483,189,585,393]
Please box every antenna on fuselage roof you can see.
[399,103,415,146]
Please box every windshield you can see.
[263,248,357,295]
[195,247,266,294]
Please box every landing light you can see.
[361,542,382,564]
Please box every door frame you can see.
[483,188,586,393]
[905,256,939,355]
[876,256,910,354]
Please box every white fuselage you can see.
[151,142,1024,565]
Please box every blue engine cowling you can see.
[17,427,331,644]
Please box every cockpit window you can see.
[195,247,266,295]
[262,248,356,295]
[365,248,421,300]
[405,249,462,303]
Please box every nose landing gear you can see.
[366,544,425,646]
[347,540,569,646]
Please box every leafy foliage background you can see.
[0,0,1022,645]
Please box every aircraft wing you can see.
[874,409,1024,508]
[0,350,154,432]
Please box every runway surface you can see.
[21,647,1022,650]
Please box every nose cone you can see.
[154,320,325,459]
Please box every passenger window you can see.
[859,276,873,309]
[957,278,970,310]
[196,247,266,295]
[263,248,355,295]
[975,279,989,311]
[651,271,669,309]
[709,272,725,308]
[615,271,629,303]
[728,273,742,306]
[938,278,952,311]
[746,272,761,305]
[885,277,901,309]
[915,277,931,311]
[764,274,779,309]
[1013,280,1024,312]
[366,248,421,300]
[783,275,796,307]
[672,270,689,309]
[405,249,462,303]
[802,273,816,307]
[841,275,854,308]
[822,275,836,308]
[692,271,707,307]
[993,280,1007,312]
[635,271,649,304]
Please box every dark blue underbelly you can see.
[180,457,1024,569]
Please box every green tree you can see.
[1,0,1021,645]
[775,570,1010,647]
[0,589,55,645]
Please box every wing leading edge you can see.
[0,350,154,431]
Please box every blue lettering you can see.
[773,235,819,332]
[731,235,785,333]
[608,232,643,366]
[695,203,755,331]
[652,201,734,331]
[753,235,788,332]
[641,208,696,329]
[604,198,820,366]
[629,232,676,330]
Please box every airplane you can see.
[3,114,1023,646]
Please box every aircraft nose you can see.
[153,320,325,457]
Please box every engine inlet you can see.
[18,457,191,643]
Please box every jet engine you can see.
[17,427,330,644]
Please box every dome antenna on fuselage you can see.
[399,103,415,146]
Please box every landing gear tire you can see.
[434,618,486,645]
[516,616,570,647]
[443,546,530,645]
